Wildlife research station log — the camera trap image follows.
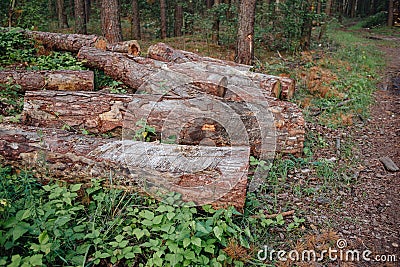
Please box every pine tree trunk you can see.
[212,0,220,44]
[174,3,183,37]
[388,0,394,26]
[85,0,91,23]
[235,0,256,65]
[57,0,69,28]
[74,0,87,34]
[131,0,141,39]
[101,0,123,43]
[300,0,313,50]
[160,0,167,39]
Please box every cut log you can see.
[0,123,249,210]
[0,70,94,91]
[21,90,305,157]
[147,42,296,100]
[77,46,228,97]
[77,46,283,99]
[17,29,140,55]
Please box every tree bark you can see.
[388,0,394,26]
[74,0,87,34]
[131,0,141,39]
[77,46,228,96]
[57,0,69,28]
[174,3,183,37]
[85,0,91,23]
[22,90,305,157]
[20,30,140,55]
[212,0,220,44]
[0,123,250,210]
[101,0,123,43]
[235,0,257,65]
[147,43,295,100]
[160,0,167,39]
[0,70,94,92]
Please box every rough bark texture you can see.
[101,0,123,43]
[21,30,140,55]
[77,46,228,97]
[22,90,305,157]
[160,0,167,39]
[147,43,295,100]
[0,123,249,210]
[388,0,394,26]
[0,70,94,91]
[27,30,108,53]
[131,0,141,40]
[235,0,256,65]
[74,0,87,34]
[174,3,183,37]
[57,0,69,28]
[212,0,220,44]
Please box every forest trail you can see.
[335,31,400,265]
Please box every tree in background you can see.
[160,0,167,39]
[235,0,256,64]
[57,0,69,28]
[101,0,122,43]
[174,1,183,37]
[74,0,87,34]
[131,0,141,39]
[388,0,394,26]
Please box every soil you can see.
[328,34,400,266]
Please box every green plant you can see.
[0,81,23,116]
[109,81,127,94]
[0,165,257,266]
[134,119,156,142]
[0,29,36,65]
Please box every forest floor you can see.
[323,31,400,266]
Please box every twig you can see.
[265,210,295,218]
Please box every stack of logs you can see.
[0,30,305,211]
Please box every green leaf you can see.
[191,237,202,247]
[133,228,144,240]
[70,184,82,192]
[196,221,211,234]
[183,238,191,248]
[183,249,196,260]
[139,210,154,220]
[213,226,223,241]
[7,254,21,267]
[115,234,124,243]
[12,222,30,242]
[38,231,49,245]
[217,253,226,262]
[204,244,215,253]
[152,215,163,225]
[28,254,43,266]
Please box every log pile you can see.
[0,31,305,210]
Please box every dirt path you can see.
[336,38,400,266]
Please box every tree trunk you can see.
[300,0,313,50]
[131,0,141,40]
[57,0,69,28]
[22,90,304,157]
[160,0,167,39]
[77,46,293,99]
[388,0,394,26]
[0,70,94,91]
[147,42,295,100]
[174,3,183,37]
[318,0,333,41]
[20,30,140,55]
[101,0,123,43]
[206,0,214,9]
[235,0,257,65]
[85,0,91,23]
[212,0,220,44]
[0,123,249,210]
[74,0,87,34]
